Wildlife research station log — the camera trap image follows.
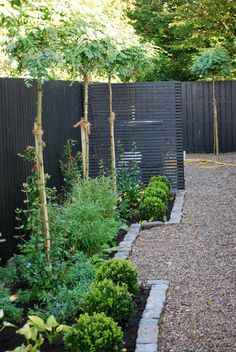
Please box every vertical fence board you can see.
[182,81,236,153]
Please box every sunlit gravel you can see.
[131,153,236,352]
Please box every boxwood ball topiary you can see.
[144,186,168,205]
[149,180,169,195]
[140,196,167,221]
[149,175,171,192]
[64,312,124,352]
[96,258,139,296]
[83,279,134,325]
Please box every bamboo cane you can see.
[34,81,51,266]
[212,80,219,155]
[83,73,89,180]
[108,75,116,191]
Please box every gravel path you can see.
[131,153,236,352]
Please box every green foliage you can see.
[140,196,167,222]
[139,175,170,221]
[59,139,82,193]
[0,284,22,322]
[54,176,122,256]
[4,1,64,82]
[128,0,236,80]
[117,143,141,220]
[3,252,96,322]
[0,308,15,333]
[144,186,168,205]
[96,258,139,296]
[11,321,44,352]
[27,315,70,345]
[149,175,171,192]
[83,279,134,325]
[191,46,232,78]
[64,312,124,352]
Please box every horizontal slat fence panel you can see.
[182,81,236,153]
[88,82,184,190]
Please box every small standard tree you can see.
[191,46,232,155]
[62,20,108,180]
[4,2,63,265]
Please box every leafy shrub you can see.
[7,252,95,322]
[0,284,22,322]
[83,279,134,325]
[117,143,141,220]
[53,176,122,256]
[139,174,170,221]
[144,186,168,205]
[59,139,82,194]
[96,258,139,296]
[140,196,167,221]
[149,180,169,194]
[149,175,171,192]
[64,312,124,352]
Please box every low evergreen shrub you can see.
[64,312,124,352]
[96,258,139,296]
[144,186,168,205]
[140,195,167,221]
[83,279,134,325]
[149,175,171,191]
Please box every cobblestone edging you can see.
[135,280,169,352]
[114,223,141,260]
[114,191,186,260]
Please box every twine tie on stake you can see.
[109,112,115,123]
[32,128,43,136]
[73,119,91,134]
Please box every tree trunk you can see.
[108,75,116,191]
[33,81,51,266]
[83,73,89,180]
[212,80,219,155]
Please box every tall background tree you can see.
[3,0,65,265]
[128,0,236,81]
[191,46,232,155]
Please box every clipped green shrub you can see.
[149,180,169,194]
[144,186,168,205]
[96,258,139,296]
[64,312,124,352]
[83,279,134,325]
[140,196,167,221]
[149,175,171,192]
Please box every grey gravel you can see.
[131,153,236,352]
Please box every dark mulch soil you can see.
[123,286,150,352]
[0,287,150,352]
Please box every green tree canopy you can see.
[128,0,236,81]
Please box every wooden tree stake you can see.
[34,81,51,266]
[108,75,116,191]
[212,80,219,155]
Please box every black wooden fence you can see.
[0,78,184,261]
[0,78,82,260]
[182,81,236,153]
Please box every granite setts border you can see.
[113,192,185,349]
[114,190,186,260]
[114,223,141,260]
[135,280,169,352]
[142,190,186,229]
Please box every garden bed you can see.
[0,287,150,352]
